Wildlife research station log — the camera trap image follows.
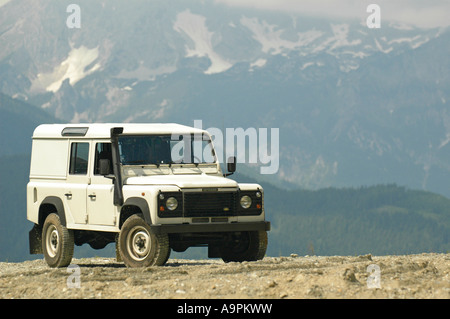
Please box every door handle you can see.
[64,193,72,198]
[88,194,96,199]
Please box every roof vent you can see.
[61,127,89,137]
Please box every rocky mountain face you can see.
[0,0,449,196]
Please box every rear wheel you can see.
[220,231,268,263]
[42,213,74,268]
[118,214,170,267]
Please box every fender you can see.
[123,197,152,225]
[40,196,67,226]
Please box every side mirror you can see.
[224,156,236,176]
[227,156,236,173]
[99,159,111,175]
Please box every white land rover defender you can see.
[27,123,270,268]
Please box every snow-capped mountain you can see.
[1,0,449,197]
[0,1,440,105]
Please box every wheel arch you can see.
[120,197,152,228]
[39,196,66,226]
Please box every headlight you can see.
[240,195,252,209]
[166,197,178,211]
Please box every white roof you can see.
[32,123,208,139]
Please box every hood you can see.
[124,174,238,188]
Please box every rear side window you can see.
[69,142,89,175]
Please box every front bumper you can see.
[149,221,270,235]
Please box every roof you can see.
[32,123,208,139]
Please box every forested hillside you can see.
[0,93,58,156]
[0,154,31,261]
[234,174,450,257]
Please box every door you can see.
[87,142,116,226]
[65,141,89,224]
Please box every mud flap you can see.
[29,224,43,254]
[208,245,221,258]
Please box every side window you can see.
[94,142,112,175]
[69,142,89,175]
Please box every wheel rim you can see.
[45,225,59,258]
[127,226,151,261]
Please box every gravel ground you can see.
[0,253,449,299]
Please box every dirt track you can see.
[0,253,448,299]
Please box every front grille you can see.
[184,192,237,217]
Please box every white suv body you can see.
[27,123,270,267]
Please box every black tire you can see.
[115,233,122,262]
[220,231,268,263]
[42,213,74,268]
[118,214,170,267]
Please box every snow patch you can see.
[249,58,267,71]
[386,35,429,49]
[389,22,415,31]
[410,37,430,49]
[341,50,369,59]
[240,16,323,55]
[31,45,100,93]
[328,24,361,50]
[174,10,232,75]
[438,133,450,149]
[301,62,315,70]
[12,93,28,100]
[374,39,393,54]
[0,0,11,8]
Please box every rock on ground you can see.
[0,253,449,299]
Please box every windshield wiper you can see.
[124,160,146,165]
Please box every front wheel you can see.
[118,214,170,267]
[220,231,268,263]
[42,213,74,268]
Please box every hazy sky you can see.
[1,0,448,29]
[215,0,450,29]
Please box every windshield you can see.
[118,134,216,165]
